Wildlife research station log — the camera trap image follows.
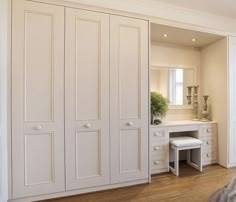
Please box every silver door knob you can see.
[84,123,91,128]
[34,125,42,130]
[154,132,162,137]
[207,128,211,133]
[154,146,160,151]
[127,122,133,126]
[154,161,159,165]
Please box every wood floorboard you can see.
[41,163,236,202]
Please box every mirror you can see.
[151,66,195,106]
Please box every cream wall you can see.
[200,38,228,166]
[151,69,169,97]
[151,41,201,121]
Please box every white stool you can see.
[169,136,202,176]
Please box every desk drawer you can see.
[151,128,168,141]
[203,151,217,161]
[200,135,217,157]
[151,156,169,170]
[199,124,217,137]
[201,136,217,147]
[151,141,168,156]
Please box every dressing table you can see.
[150,120,218,174]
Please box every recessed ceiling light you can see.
[192,38,196,42]
[163,34,168,38]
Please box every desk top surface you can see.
[150,120,217,128]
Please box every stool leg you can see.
[187,150,191,165]
[199,145,202,172]
[175,147,179,176]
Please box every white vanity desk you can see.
[150,120,218,174]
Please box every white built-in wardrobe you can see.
[11,0,148,200]
[4,0,236,201]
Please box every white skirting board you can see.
[8,179,149,202]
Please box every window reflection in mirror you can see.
[151,67,194,106]
[169,69,184,105]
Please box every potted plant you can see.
[151,92,168,125]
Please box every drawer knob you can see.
[206,141,210,145]
[207,128,211,133]
[154,132,163,137]
[154,161,159,165]
[206,154,210,158]
[34,125,42,130]
[154,146,160,151]
[84,123,92,128]
[127,122,133,126]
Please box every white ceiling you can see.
[151,23,224,48]
[153,0,236,19]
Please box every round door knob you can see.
[206,154,209,158]
[127,122,133,126]
[154,161,159,165]
[154,132,162,137]
[154,146,160,151]
[34,125,42,130]
[84,123,92,128]
[206,141,210,145]
[207,128,211,133]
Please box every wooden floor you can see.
[43,163,236,202]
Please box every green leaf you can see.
[151,92,168,118]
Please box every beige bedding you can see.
[209,177,236,202]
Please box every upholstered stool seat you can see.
[169,136,203,176]
[170,136,202,147]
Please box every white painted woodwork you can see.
[150,127,169,174]
[31,0,236,35]
[150,121,218,174]
[0,0,10,201]
[12,0,65,198]
[199,124,218,166]
[5,0,235,201]
[110,15,149,183]
[151,24,223,48]
[228,36,236,166]
[65,8,110,190]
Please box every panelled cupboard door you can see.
[228,36,236,165]
[65,8,110,190]
[12,0,65,198]
[110,16,149,183]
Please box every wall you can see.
[150,68,168,97]
[151,41,201,121]
[200,38,228,167]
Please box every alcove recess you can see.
[150,22,227,164]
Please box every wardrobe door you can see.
[65,8,110,190]
[12,0,65,198]
[110,15,149,183]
